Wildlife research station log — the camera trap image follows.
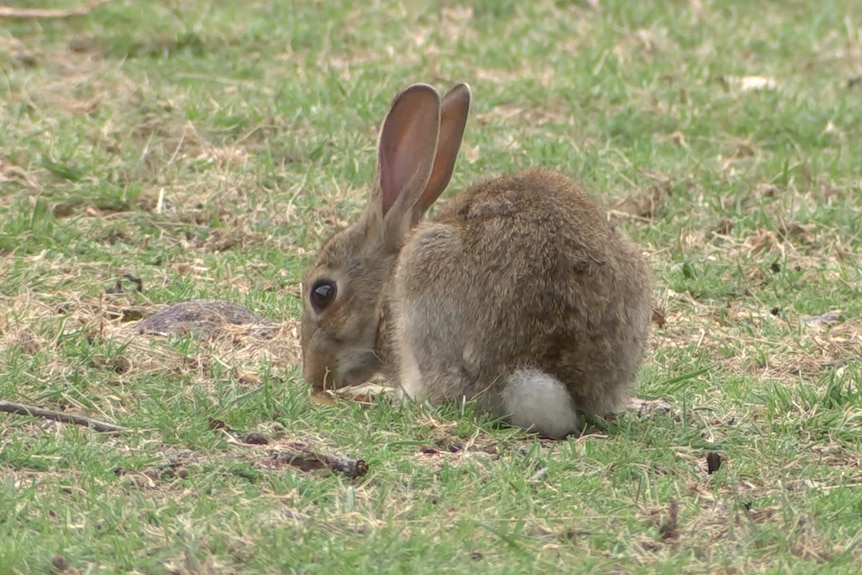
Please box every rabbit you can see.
[300,82,652,439]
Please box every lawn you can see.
[1,0,861,573]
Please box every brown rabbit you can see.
[300,83,652,438]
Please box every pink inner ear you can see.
[377,85,440,218]
[379,136,411,217]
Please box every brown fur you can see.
[391,168,651,415]
[300,83,651,423]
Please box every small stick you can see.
[606,209,654,223]
[272,448,368,479]
[0,401,129,433]
[0,0,112,19]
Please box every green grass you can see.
[2,0,862,573]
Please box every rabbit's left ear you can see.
[369,83,442,244]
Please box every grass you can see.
[1,0,861,572]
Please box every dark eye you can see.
[310,279,337,312]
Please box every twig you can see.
[659,498,680,540]
[0,401,129,433]
[606,209,654,223]
[270,447,368,479]
[0,0,112,19]
[223,433,368,478]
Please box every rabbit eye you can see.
[310,279,337,312]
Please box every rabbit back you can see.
[391,167,651,419]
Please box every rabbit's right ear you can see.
[415,83,471,215]
[371,84,441,244]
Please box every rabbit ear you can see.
[415,83,471,215]
[373,84,441,241]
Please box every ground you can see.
[1,0,861,573]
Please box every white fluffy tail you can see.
[500,369,578,439]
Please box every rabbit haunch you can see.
[300,83,651,438]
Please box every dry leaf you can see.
[464,144,481,164]
[724,75,778,92]
[309,393,338,407]
[802,311,842,326]
[332,382,390,404]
